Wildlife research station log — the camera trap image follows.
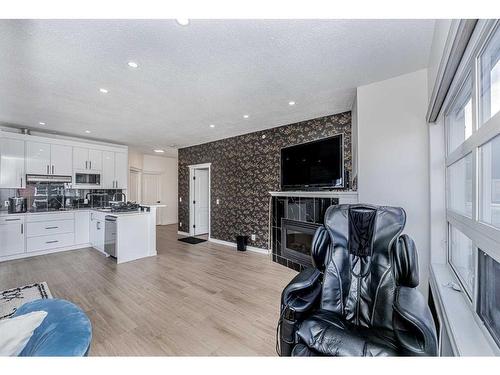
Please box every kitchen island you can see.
[0,205,164,264]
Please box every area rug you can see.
[0,282,52,320]
[178,236,207,244]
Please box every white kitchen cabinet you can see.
[73,147,89,170]
[0,138,25,188]
[101,151,128,189]
[88,149,102,171]
[73,147,102,171]
[26,141,72,176]
[50,144,72,176]
[0,216,25,257]
[101,151,115,189]
[74,211,90,245]
[90,214,104,252]
[115,152,128,189]
[26,141,51,175]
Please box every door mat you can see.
[178,237,207,244]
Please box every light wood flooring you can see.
[0,225,297,355]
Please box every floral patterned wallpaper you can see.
[178,111,352,249]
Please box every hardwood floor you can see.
[0,224,297,356]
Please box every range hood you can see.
[26,174,72,183]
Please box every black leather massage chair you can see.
[277,204,438,356]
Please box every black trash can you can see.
[236,235,248,251]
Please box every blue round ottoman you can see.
[12,298,92,356]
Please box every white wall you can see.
[357,69,430,289]
[351,96,358,187]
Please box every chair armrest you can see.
[281,267,322,318]
[393,286,438,356]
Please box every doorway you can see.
[189,163,211,237]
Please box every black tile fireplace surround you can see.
[271,196,339,271]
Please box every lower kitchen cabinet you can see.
[0,216,25,257]
[26,232,74,253]
[90,213,105,252]
[75,211,90,245]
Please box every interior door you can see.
[142,173,162,223]
[26,141,51,175]
[50,144,72,175]
[129,169,141,203]
[0,138,25,188]
[194,168,209,235]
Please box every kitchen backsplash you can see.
[0,186,124,212]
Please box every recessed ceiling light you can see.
[128,61,138,68]
[85,130,91,134]
[39,122,46,125]
[209,124,215,128]
[176,18,190,26]
[154,149,165,153]
[99,88,108,94]
[243,115,249,119]
[288,101,296,106]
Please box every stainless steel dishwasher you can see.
[104,215,117,258]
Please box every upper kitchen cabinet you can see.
[50,144,72,175]
[26,141,51,175]
[102,151,128,189]
[115,152,128,189]
[26,141,72,176]
[0,137,25,188]
[73,147,102,171]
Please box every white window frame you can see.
[443,19,500,346]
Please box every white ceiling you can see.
[0,19,435,156]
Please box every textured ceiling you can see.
[0,19,435,156]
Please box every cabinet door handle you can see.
[85,160,88,169]
[20,177,23,187]
[5,218,21,221]
[21,223,23,234]
[47,165,49,174]
[46,240,59,244]
[52,165,54,174]
[45,226,58,229]
[89,161,92,169]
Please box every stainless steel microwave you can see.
[75,172,101,186]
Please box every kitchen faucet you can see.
[113,192,127,203]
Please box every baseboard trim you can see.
[177,231,190,236]
[208,237,270,255]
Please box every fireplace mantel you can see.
[269,190,358,204]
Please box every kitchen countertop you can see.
[0,207,152,217]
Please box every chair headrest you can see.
[348,206,377,258]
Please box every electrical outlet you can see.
[251,234,256,241]
[179,222,182,227]
[216,199,220,205]
[179,197,182,202]
[4,200,8,207]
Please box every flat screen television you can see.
[280,135,344,190]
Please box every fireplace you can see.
[281,219,321,266]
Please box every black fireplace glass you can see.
[286,229,314,256]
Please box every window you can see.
[479,134,500,228]
[478,250,500,347]
[446,73,473,154]
[443,21,500,349]
[449,225,474,296]
[448,153,473,217]
[479,26,500,126]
